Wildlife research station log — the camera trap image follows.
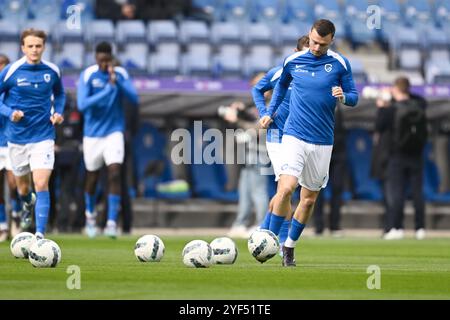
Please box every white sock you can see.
[284,237,297,248]
[106,220,116,227]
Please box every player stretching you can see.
[253,36,309,250]
[77,42,138,238]
[0,29,66,240]
[260,20,358,266]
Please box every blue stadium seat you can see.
[179,20,210,44]
[314,0,342,20]
[55,42,85,71]
[248,0,281,24]
[60,0,95,23]
[213,44,243,78]
[274,23,300,46]
[284,0,314,23]
[23,19,54,41]
[420,25,449,49]
[133,122,190,199]
[399,49,422,71]
[348,17,378,46]
[0,19,20,41]
[148,20,178,45]
[116,20,146,44]
[188,125,238,202]
[244,22,273,45]
[149,43,180,76]
[346,128,383,201]
[347,57,368,84]
[423,143,450,202]
[29,0,60,25]
[436,0,450,26]
[119,43,148,74]
[404,0,433,27]
[0,41,19,61]
[87,20,115,46]
[425,58,450,84]
[56,20,84,43]
[183,43,211,77]
[210,22,241,45]
[221,0,250,22]
[345,0,371,19]
[244,45,274,78]
[0,0,28,25]
[379,0,403,21]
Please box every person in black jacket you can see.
[378,77,428,240]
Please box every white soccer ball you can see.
[10,232,36,258]
[182,240,213,268]
[210,237,238,264]
[134,235,165,262]
[248,229,280,263]
[28,239,62,268]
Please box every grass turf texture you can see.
[1,235,450,299]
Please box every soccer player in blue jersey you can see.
[253,36,309,250]
[77,42,138,238]
[0,53,23,241]
[260,19,359,267]
[0,29,66,240]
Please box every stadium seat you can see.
[347,57,368,84]
[187,125,238,202]
[213,44,243,78]
[179,20,210,44]
[221,0,250,22]
[436,0,450,26]
[192,0,221,21]
[56,20,84,43]
[399,49,422,71]
[405,0,433,27]
[87,20,115,46]
[119,43,148,74]
[0,0,28,25]
[23,19,53,41]
[55,42,85,71]
[244,22,273,45]
[133,122,190,199]
[274,23,300,46]
[116,20,146,44]
[314,0,342,20]
[0,19,20,41]
[379,0,403,21]
[248,0,281,24]
[284,0,314,23]
[0,41,19,61]
[149,43,180,76]
[210,22,241,45]
[183,43,211,77]
[60,0,95,23]
[348,17,378,46]
[346,0,371,19]
[420,25,449,49]
[28,0,60,25]
[244,45,274,78]
[346,128,383,201]
[425,58,450,84]
[148,20,178,45]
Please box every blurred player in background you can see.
[77,42,138,238]
[0,53,22,241]
[0,29,66,240]
[252,35,309,250]
[260,19,359,267]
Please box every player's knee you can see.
[277,185,295,200]
[34,180,49,192]
[108,168,121,187]
[301,197,317,210]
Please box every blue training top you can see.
[0,56,66,144]
[252,65,291,143]
[77,64,139,138]
[265,49,358,145]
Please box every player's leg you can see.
[409,158,425,239]
[8,142,35,231]
[268,135,305,236]
[31,169,52,239]
[28,140,56,239]
[82,136,105,237]
[103,132,125,238]
[0,170,8,241]
[282,143,332,267]
[229,168,252,238]
[6,170,22,234]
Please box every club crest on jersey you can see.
[324,64,332,73]
[44,74,51,82]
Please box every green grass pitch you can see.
[1,235,450,299]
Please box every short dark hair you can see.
[394,76,411,94]
[311,19,335,38]
[95,41,112,55]
[20,28,47,45]
[297,35,309,50]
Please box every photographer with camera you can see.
[371,77,428,240]
[222,75,269,238]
